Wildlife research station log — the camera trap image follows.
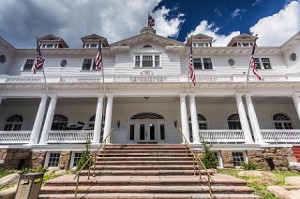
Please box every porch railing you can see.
[48,130,93,143]
[199,130,245,143]
[261,129,300,143]
[0,131,31,144]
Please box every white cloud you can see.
[186,20,240,47]
[250,0,300,46]
[0,0,184,47]
[231,8,246,18]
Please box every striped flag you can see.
[32,39,44,74]
[249,37,262,80]
[189,36,196,86]
[95,40,103,71]
[148,14,155,27]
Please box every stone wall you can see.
[220,150,234,168]
[31,151,47,168]
[0,149,31,170]
[58,151,71,170]
[247,147,295,171]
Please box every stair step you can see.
[102,153,192,157]
[103,149,189,153]
[94,160,193,165]
[91,165,197,170]
[41,185,253,194]
[96,157,193,161]
[39,193,260,199]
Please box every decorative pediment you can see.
[186,33,213,47]
[38,34,69,48]
[227,33,257,47]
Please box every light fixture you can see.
[174,119,177,128]
[117,120,120,128]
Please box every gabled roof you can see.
[281,31,300,51]
[38,34,69,48]
[227,33,257,47]
[81,34,109,47]
[0,36,15,51]
[186,33,213,46]
[110,27,184,47]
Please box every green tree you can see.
[201,140,219,169]
[76,140,93,171]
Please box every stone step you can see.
[104,144,186,149]
[91,165,197,170]
[79,169,215,176]
[103,149,189,153]
[101,153,192,157]
[40,185,253,194]
[94,160,193,165]
[39,193,260,199]
[96,156,193,161]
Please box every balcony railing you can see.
[47,130,93,143]
[0,131,31,144]
[261,129,300,143]
[199,130,245,143]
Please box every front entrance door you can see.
[139,122,156,142]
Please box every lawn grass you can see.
[218,169,300,199]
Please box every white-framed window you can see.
[192,42,210,47]
[227,114,242,130]
[193,58,213,70]
[273,113,294,129]
[82,58,96,71]
[41,44,59,48]
[233,42,253,47]
[23,59,35,71]
[51,114,68,130]
[83,43,99,48]
[232,152,245,167]
[45,152,61,167]
[70,152,83,169]
[134,54,160,68]
[3,115,23,131]
[253,57,272,69]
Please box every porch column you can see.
[179,94,190,143]
[103,94,113,144]
[39,95,57,144]
[292,94,300,120]
[189,94,200,144]
[0,97,2,105]
[236,94,253,143]
[29,96,48,144]
[245,95,264,143]
[92,95,104,144]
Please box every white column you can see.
[29,96,48,144]
[189,94,200,144]
[246,95,264,143]
[39,96,57,144]
[0,97,2,106]
[179,94,190,143]
[292,94,300,120]
[92,95,104,144]
[236,94,253,144]
[103,94,113,144]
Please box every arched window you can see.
[3,115,23,131]
[273,113,293,129]
[88,115,105,129]
[51,114,68,130]
[130,112,164,120]
[188,114,207,130]
[227,114,242,130]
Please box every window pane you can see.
[135,56,140,67]
[160,124,165,140]
[23,59,35,71]
[253,58,261,69]
[232,152,244,166]
[274,122,283,129]
[203,58,213,69]
[82,59,92,70]
[142,55,153,67]
[155,55,160,67]
[73,153,82,167]
[283,123,293,129]
[48,153,60,167]
[193,58,202,70]
[130,125,135,140]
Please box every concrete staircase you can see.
[292,146,300,162]
[39,144,259,199]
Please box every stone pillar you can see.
[189,94,200,144]
[29,96,48,144]
[179,94,190,143]
[92,95,104,144]
[103,94,113,144]
[236,94,253,143]
[292,94,300,120]
[246,95,264,143]
[39,96,57,144]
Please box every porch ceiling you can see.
[114,97,178,103]
[252,96,293,104]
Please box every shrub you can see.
[201,140,219,169]
[241,161,257,170]
[76,140,93,171]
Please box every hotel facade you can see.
[0,27,300,170]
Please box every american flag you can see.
[95,40,103,71]
[32,39,44,74]
[189,37,196,86]
[249,37,262,80]
[148,14,155,27]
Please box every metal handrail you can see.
[74,129,113,199]
[179,128,213,199]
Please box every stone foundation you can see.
[31,151,47,168]
[0,149,31,170]
[58,151,71,170]
[247,147,295,171]
[220,150,234,168]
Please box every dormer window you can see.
[84,43,99,48]
[192,43,210,47]
[41,44,59,48]
[232,42,253,47]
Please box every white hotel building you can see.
[0,27,299,170]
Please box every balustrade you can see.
[0,131,31,144]
[199,130,245,143]
[48,130,93,143]
[261,129,300,143]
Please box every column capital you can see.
[106,93,114,98]
[96,94,105,98]
[235,93,244,98]
[179,93,188,97]
[38,94,48,99]
[188,93,197,98]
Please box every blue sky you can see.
[0,0,299,48]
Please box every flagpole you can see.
[243,35,258,94]
[36,36,48,94]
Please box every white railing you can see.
[48,130,93,143]
[199,130,245,143]
[0,131,31,144]
[261,129,300,143]
[6,76,44,83]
